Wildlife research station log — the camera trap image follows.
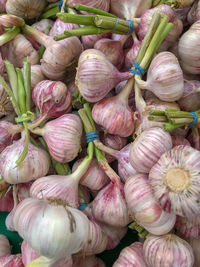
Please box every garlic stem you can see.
[94,139,118,158]
[16,68,26,114]
[57,12,96,26]
[73,3,116,17]
[0,75,20,115]
[28,114,47,130]
[29,126,44,136]
[44,2,58,11]
[118,78,135,101]
[4,60,18,104]
[38,26,52,60]
[41,6,59,19]
[15,126,29,167]
[0,26,20,46]
[23,57,31,111]
[94,15,129,33]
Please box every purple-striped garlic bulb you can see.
[91,176,129,227]
[0,235,11,257]
[124,174,176,235]
[178,80,200,111]
[32,19,54,33]
[49,18,79,37]
[129,127,172,173]
[0,254,24,267]
[7,34,39,68]
[32,114,82,163]
[75,49,133,103]
[67,0,110,12]
[135,52,184,102]
[188,238,200,267]
[72,255,106,267]
[99,133,127,163]
[32,80,72,120]
[113,242,148,267]
[149,145,200,217]
[0,121,20,153]
[0,132,50,184]
[94,37,127,69]
[178,20,200,74]
[137,5,183,47]
[112,34,133,49]
[110,0,151,19]
[81,33,111,49]
[171,135,191,147]
[72,158,109,191]
[124,35,141,70]
[143,234,194,267]
[6,0,46,19]
[176,215,200,239]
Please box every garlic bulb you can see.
[0,235,11,257]
[135,52,184,102]
[72,158,109,191]
[149,145,200,217]
[178,80,200,111]
[188,238,200,267]
[0,254,24,267]
[176,215,200,238]
[0,132,50,184]
[110,0,151,19]
[33,114,82,163]
[0,189,14,212]
[0,121,19,153]
[76,49,132,103]
[6,0,46,19]
[32,80,72,120]
[130,127,172,173]
[72,255,105,267]
[32,19,54,33]
[81,33,111,49]
[7,34,39,68]
[49,18,79,37]
[125,174,176,235]
[113,242,148,267]
[143,234,194,267]
[67,0,110,12]
[171,135,191,147]
[178,20,200,74]
[13,198,90,260]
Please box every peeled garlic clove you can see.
[136,52,184,102]
[6,0,46,19]
[72,255,106,267]
[171,135,191,147]
[49,18,79,37]
[32,80,72,119]
[0,235,11,257]
[0,133,50,184]
[125,174,176,235]
[13,198,90,260]
[176,215,200,239]
[76,49,132,103]
[149,145,200,217]
[0,254,24,266]
[72,158,109,191]
[130,127,172,173]
[37,114,82,163]
[113,242,148,267]
[144,234,194,267]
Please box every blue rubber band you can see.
[86,132,99,143]
[58,0,68,12]
[129,61,145,76]
[17,115,23,125]
[189,112,198,127]
[112,17,119,32]
[126,20,134,35]
[78,202,87,211]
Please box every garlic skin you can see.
[136,52,184,102]
[130,127,172,173]
[171,135,191,147]
[32,19,54,33]
[149,145,200,217]
[32,80,72,119]
[113,242,148,267]
[178,20,200,74]
[72,158,109,191]
[28,65,46,90]
[187,0,200,24]
[0,235,11,257]
[143,234,194,267]
[0,85,14,118]
[76,49,132,103]
[92,180,129,227]
[17,182,31,202]
[0,133,50,184]
[49,18,79,37]
[67,0,110,12]
[6,0,46,19]
[13,198,90,260]
[37,114,82,163]
[7,34,39,68]
[92,95,134,138]
[0,121,19,153]
[125,38,141,70]
[178,80,200,111]
[176,215,200,239]
[0,189,14,212]
[0,254,24,267]
[81,33,111,49]
[125,174,176,235]
[188,238,200,267]
[73,255,105,267]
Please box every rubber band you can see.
[86,131,99,144]
[58,0,68,12]
[112,17,119,32]
[16,112,35,125]
[126,20,134,35]
[78,202,87,211]
[189,112,198,127]
[17,115,23,125]
[129,61,145,76]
